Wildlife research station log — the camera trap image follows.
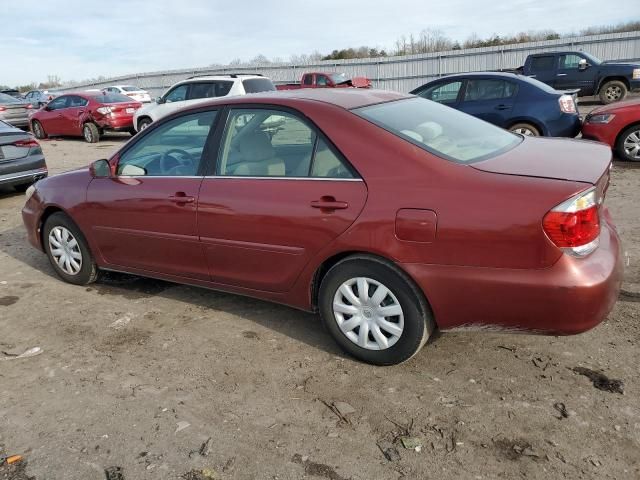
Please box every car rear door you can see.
[197,107,367,292]
[85,109,219,279]
[458,78,517,127]
[527,55,557,86]
[413,80,464,109]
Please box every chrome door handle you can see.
[557,73,568,76]
[311,197,348,210]
[168,194,195,204]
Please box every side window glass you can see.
[303,75,313,86]
[417,81,462,104]
[188,81,233,99]
[311,138,355,179]
[117,110,217,176]
[560,54,582,70]
[316,75,328,86]
[464,80,516,101]
[530,56,555,71]
[218,109,316,177]
[47,97,67,110]
[69,96,88,107]
[164,85,188,103]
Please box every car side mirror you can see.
[90,159,111,178]
[578,59,589,71]
[156,96,164,104]
[44,105,52,111]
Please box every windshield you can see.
[329,73,350,84]
[0,92,21,103]
[91,92,134,103]
[242,78,276,93]
[582,52,602,65]
[121,86,141,92]
[354,97,522,163]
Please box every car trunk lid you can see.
[471,137,611,185]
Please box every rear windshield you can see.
[242,78,276,93]
[0,93,21,103]
[90,92,133,103]
[354,97,521,163]
[121,86,141,92]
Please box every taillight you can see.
[26,104,33,109]
[558,94,577,114]
[96,106,112,115]
[0,106,6,112]
[13,138,40,148]
[543,187,600,257]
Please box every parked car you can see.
[0,120,47,192]
[276,72,371,90]
[30,92,142,143]
[23,90,59,108]
[133,74,276,131]
[0,92,33,128]
[410,72,580,137]
[517,51,640,104]
[582,98,640,161]
[0,89,22,99]
[22,89,621,365]
[103,85,152,103]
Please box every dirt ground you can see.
[1,112,639,480]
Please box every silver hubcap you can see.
[34,123,42,137]
[624,130,640,159]
[605,85,622,101]
[512,127,536,136]
[83,126,92,142]
[332,277,404,351]
[48,226,82,275]
[140,121,149,131]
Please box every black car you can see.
[410,72,581,137]
[0,120,47,192]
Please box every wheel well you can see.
[310,251,435,323]
[507,119,544,136]
[598,76,630,92]
[39,206,64,247]
[614,121,640,150]
[137,116,152,129]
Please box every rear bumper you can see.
[403,217,623,334]
[547,114,582,138]
[0,166,48,187]
[95,116,134,131]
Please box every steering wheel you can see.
[160,148,196,175]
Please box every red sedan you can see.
[21,89,623,365]
[30,92,142,143]
[582,98,640,161]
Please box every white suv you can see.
[133,74,276,131]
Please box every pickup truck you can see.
[276,72,371,90]
[516,51,640,104]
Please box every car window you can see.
[164,85,188,103]
[121,86,140,92]
[559,54,583,70]
[188,81,233,100]
[303,75,313,86]
[355,97,521,163]
[530,56,555,71]
[68,95,88,107]
[464,79,517,101]
[310,138,355,179]
[0,92,21,104]
[241,78,276,93]
[416,81,462,104]
[47,96,68,110]
[89,92,132,103]
[117,110,217,177]
[317,75,328,86]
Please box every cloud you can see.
[0,0,631,86]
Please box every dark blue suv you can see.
[410,72,581,137]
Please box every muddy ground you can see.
[1,110,639,479]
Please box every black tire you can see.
[82,122,100,143]
[599,80,627,104]
[13,183,32,192]
[615,125,640,162]
[137,118,152,131]
[509,123,540,136]
[32,120,47,139]
[127,127,137,136]
[43,212,99,285]
[318,255,435,365]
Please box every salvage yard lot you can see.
[1,116,640,479]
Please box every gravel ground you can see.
[0,112,639,480]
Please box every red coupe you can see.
[582,98,640,161]
[30,92,142,143]
[22,89,623,365]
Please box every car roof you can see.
[417,71,560,94]
[195,88,410,110]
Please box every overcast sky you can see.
[0,0,632,86]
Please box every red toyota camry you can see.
[582,98,640,161]
[21,89,623,365]
[30,91,141,143]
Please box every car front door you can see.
[38,96,69,135]
[458,78,517,127]
[197,107,367,292]
[84,109,218,279]
[58,95,88,136]
[555,53,594,94]
[413,80,464,109]
[155,84,189,120]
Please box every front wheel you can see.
[615,125,640,162]
[32,120,47,139]
[43,212,99,285]
[137,118,152,131]
[82,123,100,143]
[599,80,627,104]
[318,255,435,365]
[509,123,540,136]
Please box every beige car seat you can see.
[233,131,285,176]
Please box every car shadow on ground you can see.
[0,187,25,200]
[0,224,344,357]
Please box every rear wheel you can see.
[82,123,99,143]
[615,125,640,162]
[43,212,99,285]
[599,80,627,104]
[509,123,540,136]
[13,183,32,192]
[32,120,47,139]
[318,255,435,365]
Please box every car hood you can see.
[588,97,640,114]
[471,137,611,184]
